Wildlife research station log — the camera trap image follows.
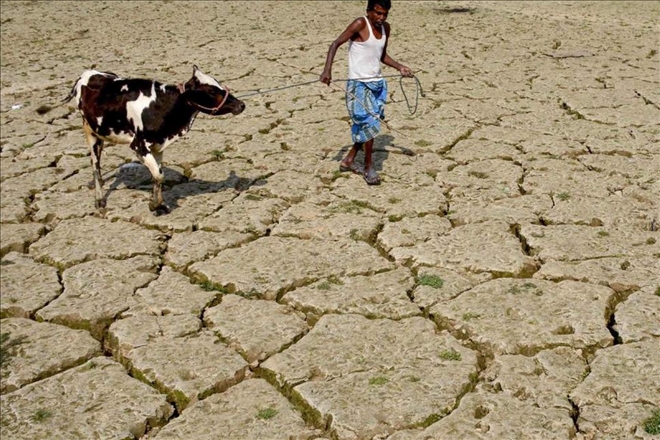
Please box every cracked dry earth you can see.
[1,1,658,439]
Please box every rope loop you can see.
[398,75,424,116]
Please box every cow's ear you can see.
[193,65,199,74]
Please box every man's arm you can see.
[381,23,414,77]
[320,18,366,85]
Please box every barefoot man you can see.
[320,0,413,185]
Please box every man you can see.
[320,0,413,185]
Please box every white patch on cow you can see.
[159,136,178,151]
[142,153,163,182]
[194,69,225,90]
[121,84,129,92]
[126,82,157,132]
[160,84,168,93]
[75,70,115,106]
[96,116,103,127]
[98,128,133,145]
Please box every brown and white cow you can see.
[65,65,245,215]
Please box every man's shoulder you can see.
[346,17,367,35]
[352,16,367,27]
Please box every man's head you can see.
[367,0,391,11]
[367,0,390,26]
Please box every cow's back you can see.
[78,72,159,142]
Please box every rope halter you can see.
[178,82,231,113]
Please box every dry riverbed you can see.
[1,1,659,439]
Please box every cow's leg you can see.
[150,148,169,214]
[83,120,106,208]
[131,138,169,215]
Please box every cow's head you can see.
[183,66,245,116]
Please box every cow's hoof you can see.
[95,199,106,209]
[150,203,171,216]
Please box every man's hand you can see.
[399,66,414,78]
[320,70,332,85]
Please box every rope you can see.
[234,79,321,99]
[234,73,424,116]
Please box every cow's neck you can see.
[165,89,200,133]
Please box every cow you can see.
[64,65,245,215]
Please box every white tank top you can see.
[348,17,386,82]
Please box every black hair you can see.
[367,0,391,11]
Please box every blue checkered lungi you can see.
[345,79,388,143]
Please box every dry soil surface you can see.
[1,1,659,439]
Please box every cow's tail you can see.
[62,76,82,104]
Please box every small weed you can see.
[647,49,658,59]
[597,231,610,237]
[256,407,278,420]
[329,200,371,215]
[245,194,262,201]
[508,285,521,295]
[254,275,270,284]
[642,409,660,435]
[211,150,224,159]
[655,286,660,297]
[467,170,489,179]
[508,282,542,296]
[388,197,401,204]
[280,142,291,151]
[331,170,349,181]
[327,275,343,285]
[556,192,571,201]
[408,375,421,382]
[388,215,403,222]
[316,282,332,291]
[369,376,389,386]
[646,237,656,245]
[1,332,27,370]
[439,349,462,361]
[418,413,442,428]
[0,333,9,368]
[462,312,481,321]
[415,140,432,147]
[32,409,52,423]
[198,280,223,292]
[418,274,444,289]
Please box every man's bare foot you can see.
[363,168,381,185]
